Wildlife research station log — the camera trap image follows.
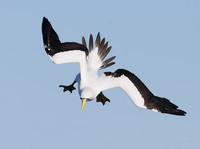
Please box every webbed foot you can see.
[59,81,76,93]
[96,92,110,105]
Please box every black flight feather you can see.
[42,17,89,56]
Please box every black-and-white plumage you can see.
[42,17,186,116]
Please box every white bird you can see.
[42,17,186,116]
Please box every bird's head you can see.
[80,88,96,111]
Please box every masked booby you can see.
[42,17,186,116]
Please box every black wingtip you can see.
[43,16,47,21]
[42,17,51,44]
[42,17,62,56]
[42,17,50,26]
[164,109,187,116]
[145,96,187,116]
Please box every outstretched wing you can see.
[82,33,116,72]
[99,69,186,116]
[42,17,88,64]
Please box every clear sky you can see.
[0,0,200,149]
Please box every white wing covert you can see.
[42,17,88,64]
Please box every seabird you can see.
[42,17,186,116]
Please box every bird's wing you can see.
[42,17,88,65]
[98,69,186,116]
[82,33,116,72]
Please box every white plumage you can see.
[42,17,186,116]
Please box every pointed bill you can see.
[81,98,88,112]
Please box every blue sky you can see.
[0,0,200,148]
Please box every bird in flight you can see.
[42,17,186,116]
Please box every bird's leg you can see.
[96,92,110,105]
[59,81,76,93]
